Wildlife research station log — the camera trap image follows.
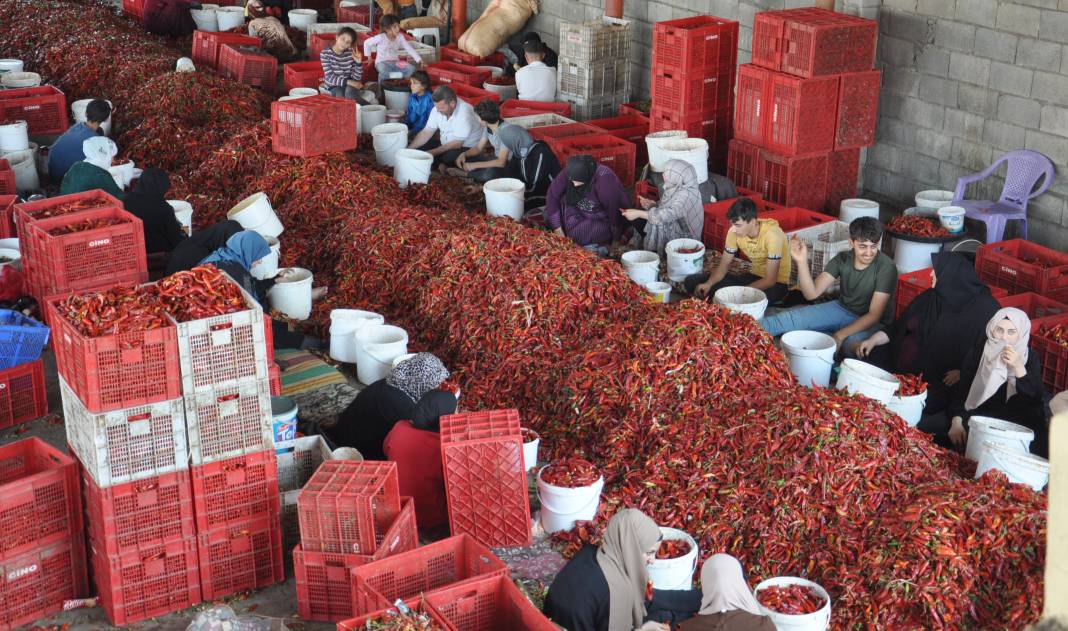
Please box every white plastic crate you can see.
[787,220,851,286]
[557,58,630,99]
[401,41,438,65]
[61,377,188,488]
[185,377,273,466]
[277,435,334,493]
[558,92,629,121]
[503,113,577,129]
[558,17,631,62]
[306,22,371,35]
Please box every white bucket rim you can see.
[289,8,317,15]
[484,177,526,194]
[666,238,705,255]
[781,330,836,356]
[915,189,954,203]
[970,416,1034,439]
[331,308,383,322]
[371,122,408,135]
[840,358,899,386]
[391,352,417,368]
[396,148,433,161]
[215,5,245,12]
[754,577,832,622]
[713,286,766,306]
[841,198,879,209]
[275,267,313,284]
[621,250,659,266]
[645,281,671,292]
[648,526,698,568]
[536,462,604,493]
[661,138,709,152]
[646,130,687,141]
[361,104,387,113]
[521,427,540,444]
[980,440,1049,472]
[227,191,271,217]
[356,324,408,346]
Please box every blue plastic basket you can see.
[0,309,50,369]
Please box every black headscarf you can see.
[124,168,188,255]
[919,252,991,346]
[564,155,598,207]
[165,219,243,274]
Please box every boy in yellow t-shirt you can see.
[684,198,792,305]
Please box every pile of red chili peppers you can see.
[656,539,691,560]
[57,284,170,336]
[757,584,826,615]
[887,215,951,238]
[45,217,127,235]
[1037,323,1068,346]
[156,264,247,322]
[541,459,600,488]
[1,2,1048,627]
[895,373,928,397]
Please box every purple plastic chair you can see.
[951,149,1055,243]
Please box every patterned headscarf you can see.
[654,159,704,237]
[387,352,449,403]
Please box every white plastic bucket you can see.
[478,65,504,77]
[191,7,219,31]
[836,359,900,404]
[252,236,281,280]
[781,331,836,388]
[886,390,927,427]
[0,60,24,74]
[665,238,705,282]
[278,95,305,102]
[167,200,194,235]
[645,281,671,303]
[383,86,410,112]
[647,527,699,590]
[1,72,40,88]
[72,99,114,136]
[483,178,525,221]
[483,82,517,101]
[358,104,387,135]
[0,248,21,269]
[227,192,284,238]
[386,110,405,124]
[965,416,1034,462]
[937,205,965,234]
[267,268,313,320]
[270,396,299,446]
[330,309,385,363]
[394,149,432,188]
[288,9,318,31]
[0,121,29,153]
[354,324,410,385]
[0,239,19,254]
[522,429,540,472]
[975,441,1048,491]
[372,122,408,167]
[914,189,955,210]
[840,198,879,223]
[645,130,687,172]
[289,87,318,98]
[660,138,709,184]
[713,286,768,320]
[893,238,941,274]
[620,250,659,285]
[755,577,832,631]
[215,6,246,30]
[2,150,38,193]
[537,467,605,534]
[391,353,417,368]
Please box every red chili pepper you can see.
[894,373,928,397]
[541,459,599,488]
[887,215,951,238]
[757,584,826,615]
[655,539,691,560]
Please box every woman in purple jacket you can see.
[545,155,631,252]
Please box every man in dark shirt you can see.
[506,31,558,73]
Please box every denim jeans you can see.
[376,60,415,79]
[760,300,879,351]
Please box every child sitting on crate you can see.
[363,14,424,80]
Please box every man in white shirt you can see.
[515,40,557,102]
[408,86,484,168]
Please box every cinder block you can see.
[950,137,994,170]
[1033,71,1068,107]
[883,68,922,96]
[901,96,946,128]
[883,0,919,12]
[886,11,932,44]
[972,28,1018,63]
[1025,129,1068,164]
[995,3,1041,36]
[990,61,1034,97]
[1016,37,1063,71]
[982,120,1027,150]
[997,94,1042,128]
[955,0,997,27]
[918,0,956,18]
[877,116,920,146]
[1039,10,1068,43]
[914,130,954,159]
[919,75,959,106]
[949,52,990,85]
[1041,105,1068,138]
[917,45,951,76]
[934,20,974,52]
[958,83,998,117]
[944,108,986,141]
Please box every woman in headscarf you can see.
[676,555,774,631]
[332,353,457,461]
[545,155,631,254]
[60,137,124,199]
[854,252,1001,414]
[622,160,704,257]
[166,220,243,274]
[123,167,187,257]
[544,509,670,631]
[947,307,1049,457]
[246,0,298,61]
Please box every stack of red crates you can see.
[649,16,739,172]
[0,86,69,137]
[0,195,15,237]
[727,8,879,214]
[294,460,418,621]
[218,44,278,94]
[0,161,16,196]
[0,438,86,630]
[190,31,260,70]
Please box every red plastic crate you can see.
[836,70,880,150]
[619,102,648,117]
[283,60,325,93]
[0,437,81,561]
[634,180,658,205]
[1033,315,1068,393]
[553,133,637,188]
[428,61,492,87]
[500,100,573,118]
[335,1,379,25]
[589,114,649,167]
[271,94,358,157]
[191,450,280,532]
[765,207,836,233]
[764,72,839,156]
[299,460,402,555]
[92,537,201,626]
[13,190,123,250]
[648,107,733,154]
[440,44,505,68]
[752,8,877,77]
[309,32,335,59]
[349,534,509,617]
[751,10,789,72]
[0,537,88,631]
[269,362,281,396]
[0,165,14,198]
[218,44,278,93]
[826,146,861,215]
[759,147,829,211]
[0,359,46,431]
[439,409,531,548]
[46,288,180,413]
[122,0,145,20]
[191,31,260,70]
[976,239,1068,303]
[83,468,195,558]
[726,139,762,192]
[652,15,739,74]
[651,66,734,114]
[528,122,600,157]
[184,378,273,465]
[701,194,762,251]
[0,86,68,136]
[451,82,501,106]
[0,195,15,237]
[197,513,283,601]
[339,597,449,631]
[425,573,557,631]
[998,292,1068,329]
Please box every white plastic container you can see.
[167,200,194,235]
[107,160,135,190]
[521,429,540,472]
[358,104,386,136]
[537,466,605,534]
[0,248,21,269]
[647,527,699,590]
[937,205,965,234]
[660,138,709,183]
[836,359,900,404]
[191,7,219,31]
[645,130,687,172]
[391,353,417,368]
[289,87,318,98]
[354,324,410,385]
[965,416,1034,462]
[252,236,281,280]
[227,192,284,238]
[371,122,409,167]
[914,189,955,210]
[270,396,299,446]
[288,9,318,31]
[383,85,410,112]
[72,98,114,136]
[3,150,38,193]
[330,309,385,363]
[1,72,41,88]
[0,121,30,153]
[780,330,836,388]
[893,237,942,274]
[215,6,246,30]
[839,198,879,223]
[621,250,659,285]
[483,81,517,101]
[665,238,705,282]
[0,59,24,74]
[886,389,927,427]
[483,178,525,221]
[713,286,768,320]
[267,268,313,320]
[975,441,1049,491]
[394,149,433,188]
[755,577,832,631]
[645,281,671,303]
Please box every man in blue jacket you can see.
[48,99,111,182]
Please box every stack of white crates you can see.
[556,16,632,120]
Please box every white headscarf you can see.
[82,136,118,170]
[965,307,1031,410]
[697,554,763,616]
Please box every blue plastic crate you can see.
[0,309,50,368]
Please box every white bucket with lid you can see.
[781,331,836,388]
[665,238,705,282]
[354,324,410,385]
[288,9,318,31]
[0,60,24,74]
[645,281,671,303]
[0,121,29,153]
[484,178,525,221]
[383,86,410,112]
[937,205,965,234]
[483,81,517,100]
[215,6,246,30]
[167,200,194,235]
[893,237,941,275]
[660,138,709,183]
[915,190,955,210]
[358,104,387,135]
[267,268,314,320]
[521,429,540,471]
[329,309,385,363]
[191,7,219,31]
[975,441,1048,491]
[252,236,281,280]
[836,359,900,404]
[621,250,659,285]
[371,122,408,167]
[537,466,605,534]
[648,527,699,590]
[72,98,114,136]
[713,286,768,320]
[840,198,879,223]
[394,149,432,188]
[886,390,927,427]
[289,87,318,98]
[965,416,1034,462]
[0,248,21,269]
[755,577,832,631]
[1,72,41,88]
[227,192,284,238]
[3,150,38,193]
[646,130,687,172]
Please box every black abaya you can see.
[331,382,457,460]
[544,545,611,631]
[165,220,243,274]
[123,168,187,255]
